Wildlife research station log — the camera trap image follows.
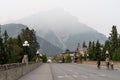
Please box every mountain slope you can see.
[11,9,107,50]
[1,23,63,56]
[1,23,26,37]
[37,36,63,56]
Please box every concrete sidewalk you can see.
[18,63,53,80]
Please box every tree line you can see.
[0,27,40,64]
[87,25,120,61]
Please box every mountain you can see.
[1,23,26,37]
[37,37,63,56]
[1,23,63,56]
[10,9,107,50]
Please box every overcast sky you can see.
[0,0,120,36]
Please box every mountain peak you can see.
[9,9,107,50]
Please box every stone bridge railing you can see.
[0,62,42,80]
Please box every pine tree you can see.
[87,41,92,59]
[0,27,8,64]
[20,27,40,61]
[109,25,118,60]
[95,40,101,60]
[3,30,9,62]
[7,38,22,63]
[82,41,87,48]
[89,41,96,60]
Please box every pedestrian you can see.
[62,57,65,63]
[106,57,110,69]
[110,61,114,70]
[97,59,101,69]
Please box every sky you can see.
[0,0,120,37]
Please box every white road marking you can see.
[72,75,78,78]
[57,76,64,78]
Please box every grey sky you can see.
[0,0,120,36]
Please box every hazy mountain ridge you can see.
[1,23,26,37]
[8,9,107,50]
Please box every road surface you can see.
[19,63,120,80]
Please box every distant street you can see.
[19,63,120,80]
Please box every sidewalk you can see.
[18,63,53,80]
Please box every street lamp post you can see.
[106,50,109,58]
[86,53,89,61]
[100,47,103,60]
[105,50,110,69]
[39,53,43,62]
[22,41,29,64]
[36,50,40,62]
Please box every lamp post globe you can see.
[36,50,39,55]
[39,53,42,57]
[106,51,109,55]
[105,50,109,58]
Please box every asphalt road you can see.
[19,63,120,80]
[50,63,120,80]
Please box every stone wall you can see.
[0,62,42,80]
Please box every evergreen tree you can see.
[0,28,8,64]
[118,35,120,47]
[91,41,95,60]
[0,36,7,64]
[20,27,40,61]
[87,41,92,59]
[95,40,101,60]
[88,41,92,48]
[113,47,120,61]
[82,41,87,48]
[3,30,9,62]
[7,38,22,63]
[109,25,118,60]
[17,35,23,47]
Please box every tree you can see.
[87,41,92,60]
[89,41,95,60]
[95,40,101,60]
[65,53,71,63]
[109,25,118,60]
[113,47,120,61]
[3,30,9,62]
[20,27,40,61]
[42,54,47,63]
[7,38,22,63]
[83,41,87,48]
[0,28,8,64]
[0,37,8,64]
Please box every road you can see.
[51,63,120,80]
[19,63,120,80]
